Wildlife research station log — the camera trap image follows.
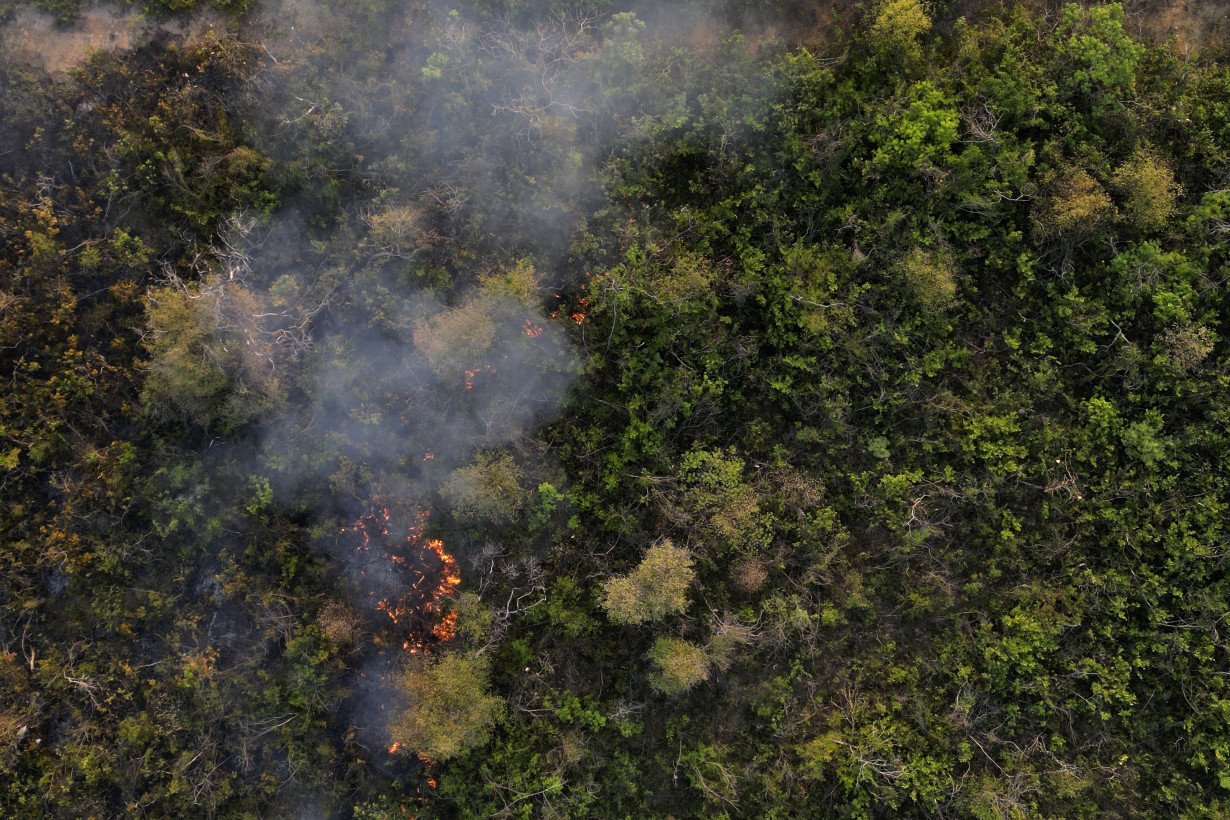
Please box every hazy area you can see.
[1,3,227,73]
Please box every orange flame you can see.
[345,508,461,654]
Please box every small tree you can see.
[478,259,541,307]
[141,279,283,431]
[390,652,503,760]
[656,252,717,306]
[870,82,959,172]
[316,599,364,652]
[1160,324,1215,372]
[364,202,437,263]
[413,300,497,377]
[141,286,230,424]
[647,637,710,694]
[679,448,766,550]
[449,591,495,647]
[1058,2,1144,104]
[729,555,769,594]
[601,540,695,625]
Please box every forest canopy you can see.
[2,0,1230,816]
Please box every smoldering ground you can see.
[240,0,795,271]
[0,0,791,810]
[0,2,229,75]
[254,291,578,506]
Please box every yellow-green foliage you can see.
[870,81,959,171]
[898,247,957,310]
[415,261,544,377]
[141,280,282,430]
[871,0,932,59]
[656,252,716,304]
[441,450,527,525]
[142,287,229,421]
[1113,151,1181,233]
[449,591,495,646]
[647,637,710,694]
[680,448,766,548]
[601,540,695,625]
[783,243,853,337]
[479,259,541,307]
[413,299,497,376]
[390,652,503,760]
[1034,165,1112,239]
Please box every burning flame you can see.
[344,508,461,656]
[549,275,605,327]
[432,611,458,639]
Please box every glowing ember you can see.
[388,742,404,754]
[463,364,496,391]
[570,312,586,325]
[422,450,435,461]
[523,319,544,338]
